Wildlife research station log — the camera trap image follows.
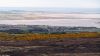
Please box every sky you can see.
[0,0,99,8]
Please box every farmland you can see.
[0,32,99,41]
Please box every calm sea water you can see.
[0,7,99,13]
[0,7,99,27]
[0,19,99,28]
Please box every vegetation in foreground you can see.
[0,32,100,56]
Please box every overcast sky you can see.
[0,0,99,8]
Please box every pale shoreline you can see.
[0,12,100,27]
[0,19,99,28]
[0,12,100,20]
